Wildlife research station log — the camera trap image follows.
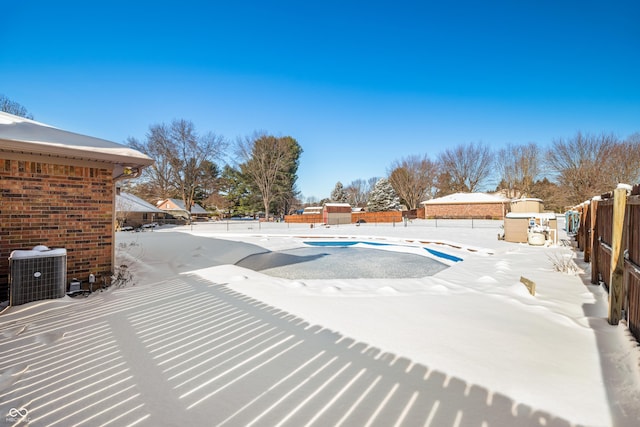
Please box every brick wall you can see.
[0,158,115,300]
[424,203,508,219]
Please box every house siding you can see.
[0,159,114,299]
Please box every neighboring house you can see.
[116,191,173,228]
[302,206,323,215]
[157,198,209,221]
[0,111,153,301]
[421,192,511,219]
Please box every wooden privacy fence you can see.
[284,214,323,224]
[575,184,640,342]
[284,211,404,224]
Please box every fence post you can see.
[580,203,589,253]
[590,198,600,284]
[584,201,592,262]
[608,187,628,325]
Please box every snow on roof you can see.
[324,203,351,207]
[511,197,543,203]
[421,192,510,205]
[0,111,153,167]
[116,192,165,213]
[163,198,208,214]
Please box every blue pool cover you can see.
[304,241,463,262]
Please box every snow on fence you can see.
[574,184,640,342]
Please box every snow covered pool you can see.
[235,240,459,279]
[304,240,464,262]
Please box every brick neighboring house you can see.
[116,191,172,229]
[0,112,153,301]
[157,198,209,221]
[421,192,511,219]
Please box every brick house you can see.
[116,191,173,229]
[0,112,152,301]
[421,192,510,219]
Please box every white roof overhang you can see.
[0,112,153,177]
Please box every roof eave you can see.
[0,139,154,169]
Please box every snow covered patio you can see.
[1,220,639,426]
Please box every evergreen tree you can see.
[218,165,254,217]
[330,181,348,203]
[367,178,400,212]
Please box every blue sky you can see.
[2,1,639,200]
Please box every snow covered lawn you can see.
[1,220,638,426]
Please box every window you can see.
[30,162,43,173]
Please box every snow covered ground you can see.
[1,219,639,426]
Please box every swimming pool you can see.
[235,240,461,279]
[303,240,463,262]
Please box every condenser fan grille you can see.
[9,247,67,306]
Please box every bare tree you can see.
[129,119,227,217]
[609,133,640,186]
[388,155,438,209]
[345,180,366,207]
[0,94,33,119]
[545,132,623,204]
[496,142,541,198]
[345,177,379,207]
[128,129,175,201]
[237,133,302,220]
[305,195,320,205]
[437,142,494,193]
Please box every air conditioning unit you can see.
[8,246,67,306]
